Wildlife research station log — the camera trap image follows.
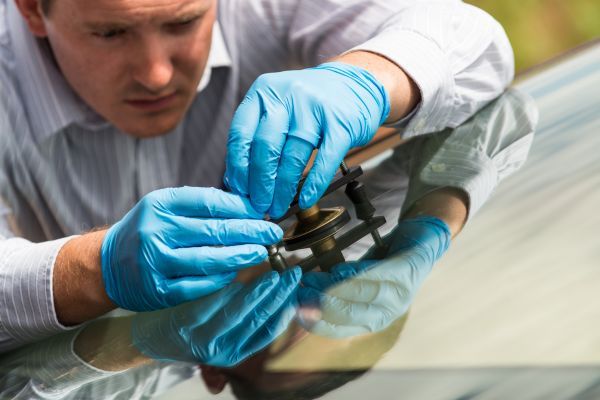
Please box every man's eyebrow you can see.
[83,20,132,31]
[167,9,208,24]
[83,8,208,31]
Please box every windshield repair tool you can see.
[268,162,388,273]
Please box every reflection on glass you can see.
[132,268,300,366]
[297,216,450,338]
[294,87,538,341]
[0,88,538,400]
[208,316,408,399]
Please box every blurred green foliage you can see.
[467,0,600,71]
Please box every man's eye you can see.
[168,17,200,31]
[93,29,126,39]
[178,19,195,26]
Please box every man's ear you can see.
[13,0,48,37]
[200,366,229,394]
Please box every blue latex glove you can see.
[101,187,283,312]
[298,217,451,338]
[132,268,301,366]
[225,62,390,218]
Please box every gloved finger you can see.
[299,287,387,328]
[163,272,238,307]
[203,271,281,336]
[300,271,338,291]
[268,136,314,219]
[248,105,290,213]
[170,283,244,328]
[302,270,384,304]
[239,296,298,358]
[300,261,374,290]
[300,262,369,291]
[153,187,263,219]
[165,217,283,248]
[299,318,371,339]
[330,260,417,305]
[161,244,269,277]
[341,256,426,288]
[299,130,352,209]
[331,260,379,280]
[234,267,301,342]
[321,290,400,331]
[225,90,262,196]
[297,285,322,308]
[324,279,385,304]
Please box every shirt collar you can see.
[197,22,231,92]
[6,0,231,141]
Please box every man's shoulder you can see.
[0,64,20,119]
[0,62,28,150]
[0,1,39,157]
[0,0,7,36]
[0,0,11,66]
[0,0,21,123]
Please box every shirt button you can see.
[431,163,446,173]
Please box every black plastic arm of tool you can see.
[344,181,376,221]
[272,166,363,224]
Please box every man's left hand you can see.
[224,62,390,218]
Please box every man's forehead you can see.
[59,0,212,23]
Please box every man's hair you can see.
[229,315,409,400]
[229,369,368,400]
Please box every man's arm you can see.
[53,230,115,326]
[0,188,284,353]
[224,0,514,217]
[331,51,421,124]
[0,220,110,350]
[48,189,467,327]
[231,0,514,133]
[0,235,79,352]
[403,187,468,239]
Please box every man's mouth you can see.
[125,92,178,112]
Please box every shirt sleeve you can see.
[0,66,80,353]
[228,0,514,135]
[0,328,117,399]
[345,1,515,136]
[398,88,538,220]
[0,325,197,400]
[0,232,79,353]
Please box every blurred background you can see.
[467,0,600,72]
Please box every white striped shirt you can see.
[0,0,516,352]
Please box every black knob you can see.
[345,181,375,221]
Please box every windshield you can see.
[1,44,598,400]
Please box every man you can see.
[0,0,514,351]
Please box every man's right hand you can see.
[100,187,282,312]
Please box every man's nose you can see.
[132,38,174,93]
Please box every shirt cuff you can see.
[346,29,454,136]
[401,141,499,220]
[383,101,420,130]
[0,236,80,352]
[27,328,117,397]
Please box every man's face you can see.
[40,0,216,137]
